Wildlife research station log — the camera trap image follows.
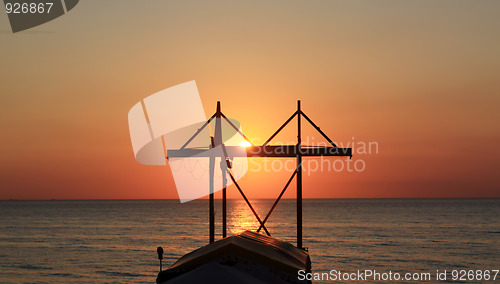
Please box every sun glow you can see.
[240,141,252,147]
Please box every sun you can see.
[240,141,252,147]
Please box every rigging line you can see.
[220,113,255,146]
[257,169,298,233]
[262,111,298,147]
[225,168,271,236]
[180,113,216,150]
[300,111,338,148]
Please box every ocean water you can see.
[0,199,498,283]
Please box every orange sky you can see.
[0,1,499,199]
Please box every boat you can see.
[156,230,311,284]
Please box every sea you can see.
[0,199,498,283]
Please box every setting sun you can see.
[240,141,252,147]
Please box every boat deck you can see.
[157,230,311,284]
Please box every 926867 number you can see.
[451,270,499,281]
[5,2,54,14]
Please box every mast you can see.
[296,100,303,249]
[214,101,227,238]
[209,136,215,243]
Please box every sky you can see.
[0,0,499,199]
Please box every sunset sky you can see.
[0,1,499,199]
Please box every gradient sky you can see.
[0,1,499,199]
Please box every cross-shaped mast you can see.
[167,100,352,249]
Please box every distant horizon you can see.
[2,197,499,201]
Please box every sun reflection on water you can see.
[227,200,265,235]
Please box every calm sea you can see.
[0,199,498,283]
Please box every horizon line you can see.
[1,197,499,201]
